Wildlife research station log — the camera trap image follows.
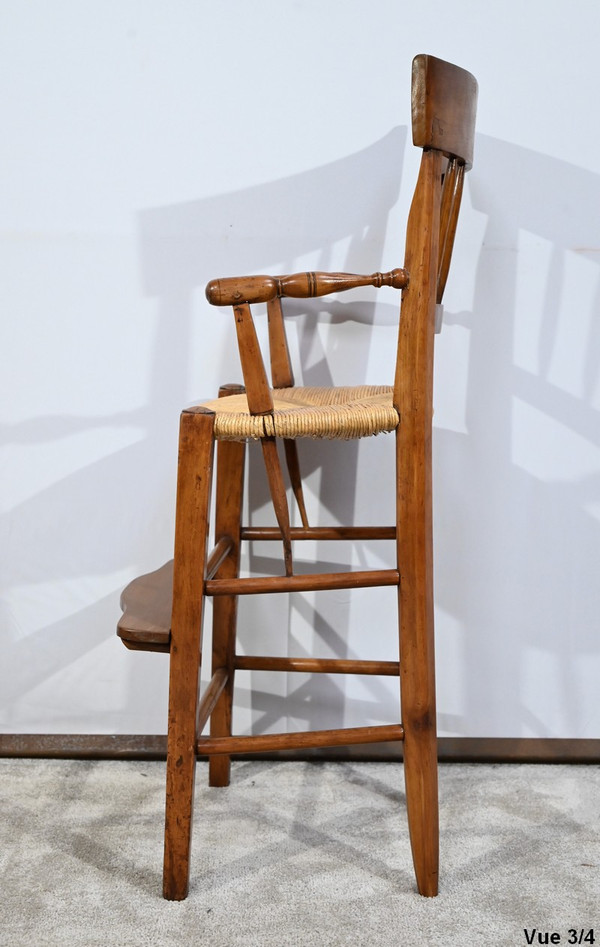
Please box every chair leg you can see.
[397,429,439,897]
[163,407,215,901]
[209,428,246,788]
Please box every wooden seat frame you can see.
[118,54,477,901]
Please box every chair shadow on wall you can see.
[2,131,599,741]
[136,130,600,741]
[136,126,407,738]
[0,128,406,731]
[435,136,600,738]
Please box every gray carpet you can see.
[1,759,598,946]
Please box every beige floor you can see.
[1,759,598,946]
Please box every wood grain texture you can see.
[265,286,309,531]
[232,305,294,573]
[205,568,399,596]
[235,656,399,676]
[411,53,478,169]
[196,668,229,735]
[260,436,293,575]
[209,385,246,787]
[283,438,310,528]
[396,149,443,897]
[232,303,274,415]
[437,158,465,303]
[116,535,232,652]
[267,296,294,388]
[163,407,215,901]
[206,268,408,306]
[239,526,396,541]
[117,560,173,652]
[197,724,404,756]
[205,536,234,580]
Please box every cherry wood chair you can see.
[118,53,477,901]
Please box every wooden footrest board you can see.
[117,561,173,652]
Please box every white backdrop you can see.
[1,0,599,739]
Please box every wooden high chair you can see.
[118,53,477,901]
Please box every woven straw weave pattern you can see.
[200,385,399,440]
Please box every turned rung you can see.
[205,569,399,596]
[196,668,229,733]
[196,724,404,756]
[235,656,400,676]
[205,536,234,580]
[240,526,396,541]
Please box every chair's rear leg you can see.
[163,407,215,901]
[399,581,439,897]
[397,428,439,898]
[208,590,239,788]
[209,395,246,787]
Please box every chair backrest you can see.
[412,53,477,170]
[394,55,477,414]
[204,55,477,423]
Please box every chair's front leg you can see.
[163,407,215,901]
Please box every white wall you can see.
[1,1,599,739]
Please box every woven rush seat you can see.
[201,384,399,440]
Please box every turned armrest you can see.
[205,268,408,307]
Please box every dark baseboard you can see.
[0,733,168,760]
[437,738,600,764]
[0,733,599,763]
